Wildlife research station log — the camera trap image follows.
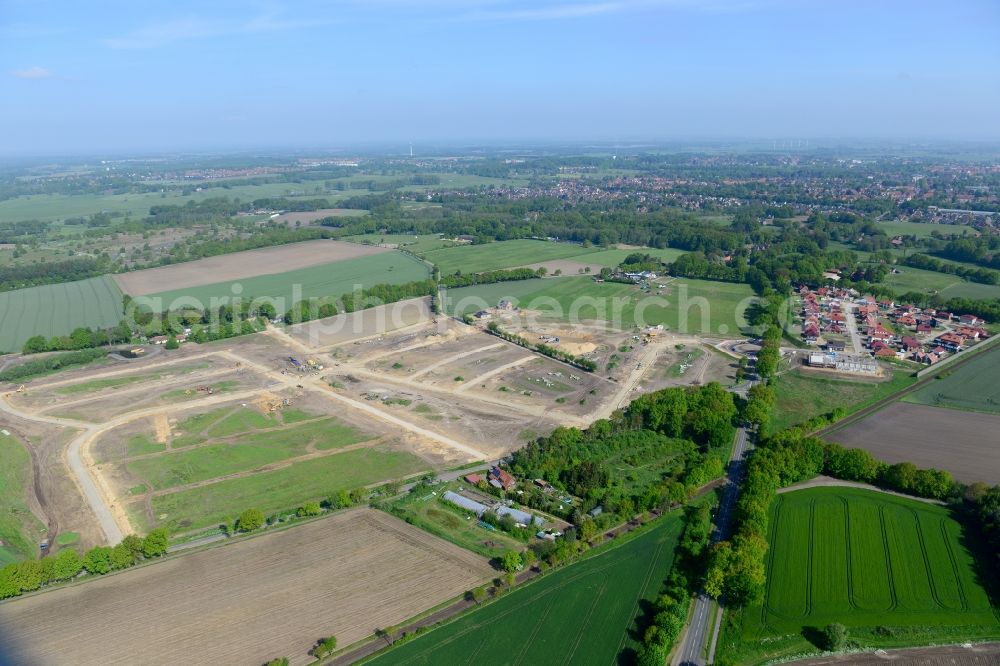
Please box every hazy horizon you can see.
[3,0,999,156]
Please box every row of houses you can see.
[799,285,855,342]
[864,305,989,362]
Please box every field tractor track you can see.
[939,518,970,611]
[611,539,667,659]
[805,498,815,617]
[513,595,556,666]
[762,495,785,622]
[841,496,860,611]
[562,581,606,665]
[909,508,948,610]
[877,506,900,611]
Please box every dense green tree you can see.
[237,508,265,532]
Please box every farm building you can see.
[488,466,517,491]
[441,491,543,526]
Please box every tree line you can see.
[0,529,168,600]
[483,321,597,372]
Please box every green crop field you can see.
[578,247,688,267]
[0,174,525,226]
[875,220,982,239]
[904,345,1000,414]
[883,265,1000,300]
[446,275,756,336]
[362,513,684,666]
[718,488,1000,664]
[0,275,124,353]
[134,446,427,533]
[420,239,599,275]
[769,368,917,432]
[0,433,47,564]
[124,416,368,491]
[144,251,429,312]
[342,233,456,253]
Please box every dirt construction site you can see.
[0,296,748,666]
[0,297,735,553]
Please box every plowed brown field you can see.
[113,240,389,296]
[0,509,493,666]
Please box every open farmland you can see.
[420,239,598,274]
[0,509,493,666]
[272,208,367,225]
[882,264,1000,301]
[0,275,123,353]
[112,239,392,296]
[577,246,687,267]
[342,233,457,253]
[827,402,1000,484]
[143,251,429,313]
[445,276,756,336]
[768,368,917,432]
[718,487,1000,664]
[904,346,1000,414]
[363,514,684,666]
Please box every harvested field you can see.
[827,402,1000,484]
[0,509,494,666]
[272,208,367,225]
[112,239,390,296]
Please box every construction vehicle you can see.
[15,385,25,393]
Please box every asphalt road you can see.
[673,423,754,666]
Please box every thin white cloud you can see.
[453,0,767,22]
[104,12,331,49]
[12,66,54,80]
[464,2,624,21]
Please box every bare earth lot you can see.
[828,402,1000,484]
[273,208,367,225]
[112,239,390,296]
[0,509,493,666]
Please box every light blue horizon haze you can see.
[1,0,998,156]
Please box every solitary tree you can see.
[822,623,848,651]
[238,508,265,532]
[311,635,337,658]
[500,550,522,573]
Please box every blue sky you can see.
[2,0,998,155]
